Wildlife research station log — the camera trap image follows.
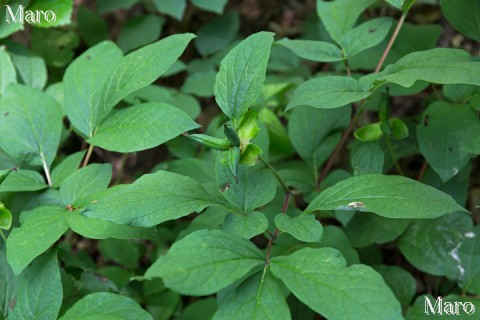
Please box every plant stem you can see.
[0,229,6,242]
[374,12,407,73]
[316,12,408,188]
[385,135,405,175]
[265,192,291,265]
[40,152,52,187]
[259,156,289,194]
[82,144,94,167]
[417,160,428,181]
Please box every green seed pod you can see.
[184,133,233,151]
[227,146,241,181]
[389,118,409,140]
[237,110,259,142]
[223,124,240,147]
[239,143,263,166]
[354,122,384,142]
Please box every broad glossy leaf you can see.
[82,170,217,227]
[153,0,186,20]
[443,225,480,294]
[223,211,268,239]
[275,213,323,242]
[276,39,343,62]
[317,0,377,43]
[399,212,473,276]
[28,0,73,27]
[340,17,393,59]
[214,272,290,320]
[6,41,47,90]
[441,0,480,41]
[118,15,164,53]
[417,102,480,182]
[64,34,194,137]
[0,169,47,193]
[67,213,158,240]
[88,102,199,152]
[364,48,480,88]
[60,163,112,207]
[351,142,384,175]
[191,0,228,13]
[7,206,68,275]
[216,153,277,212]
[50,151,86,188]
[286,76,371,110]
[181,71,216,97]
[318,226,360,265]
[0,242,16,318]
[307,174,467,219]
[288,105,349,167]
[0,47,16,94]
[374,265,416,307]
[195,11,239,56]
[145,229,264,295]
[60,292,153,320]
[8,250,62,320]
[270,247,402,320]
[214,32,274,124]
[345,212,410,248]
[0,84,62,167]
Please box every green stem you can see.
[82,144,95,167]
[258,156,289,194]
[0,229,6,242]
[374,12,407,73]
[385,135,404,175]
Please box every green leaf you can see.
[153,0,186,20]
[118,15,164,53]
[444,225,480,294]
[8,250,62,320]
[195,11,239,56]
[214,272,291,320]
[64,34,195,137]
[178,298,217,320]
[28,0,73,27]
[286,76,371,110]
[191,0,228,13]
[0,47,16,94]
[275,213,323,242]
[0,169,47,193]
[0,84,62,168]
[67,213,159,240]
[276,39,343,62]
[318,226,360,265]
[223,211,268,239]
[82,170,217,227]
[88,102,199,152]
[99,238,140,269]
[6,41,47,90]
[340,17,393,59]
[441,0,480,41]
[0,242,16,318]
[374,265,416,307]
[316,0,377,43]
[398,212,473,276]
[181,70,217,97]
[417,102,480,182]
[60,292,153,320]
[214,32,274,124]
[51,151,86,188]
[306,174,468,219]
[60,163,112,207]
[216,153,277,212]
[364,48,480,87]
[31,28,79,68]
[386,0,416,12]
[351,142,384,175]
[345,212,410,248]
[0,0,25,39]
[0,203,12,230]
[288,106,349,167]
[77,5,109,46]
[270,247,402,320]
[145,229,264,295]
[6,206,68,275]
